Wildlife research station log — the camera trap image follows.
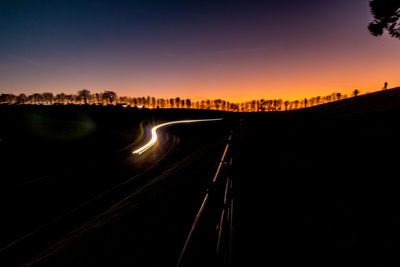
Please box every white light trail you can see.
[132,118,223,155]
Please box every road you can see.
[133,118,223,154]
[0,117,229,267]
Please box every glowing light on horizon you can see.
[132,118,223,155]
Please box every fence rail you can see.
[176,134,234,267]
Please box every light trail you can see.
[132,118,223,155]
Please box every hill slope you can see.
[235,87,400,267]
[308,86,400,115]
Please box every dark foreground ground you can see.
[1,88,400,267]
[0,105,233,267]
[235,88,400,267]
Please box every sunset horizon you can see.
[2,0,400,102]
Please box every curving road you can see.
[0,116,227,267]
[133,118,223,155]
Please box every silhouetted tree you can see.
[274,99,283,110]
[94,93,100,104]
[353,89,360,97]
[42,92,54,104]
[222,100,227,111]
[17,93,28,104]
[175,97,181,108]
[369,0,400,39]
[0,93,16,104]
[186,99,191,109]
[55,93,66,104]
[142,97,147,106]
[119,96,128,104]
[205,100,211,109]
[199,100,204,109]
[230,103,239,111]
[160,98,166,108]
[31,93,42,104]
[64,94,73,104]
[78,89,91,105]
[284,100,289,110]
[214,99,222,110]
[103,91,117,105]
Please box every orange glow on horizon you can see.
[2,33,400,103]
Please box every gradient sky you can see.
[1,0,400,101]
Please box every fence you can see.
[177,134,235,267]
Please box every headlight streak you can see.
[132,118,223,155]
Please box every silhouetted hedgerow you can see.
[0,89,367,112]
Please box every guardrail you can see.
[177,134,234,267]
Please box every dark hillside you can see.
[235,88,400,267]
[307,87,400,116]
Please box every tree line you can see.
[0,89,362,112]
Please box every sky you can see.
[1,0,400,102]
